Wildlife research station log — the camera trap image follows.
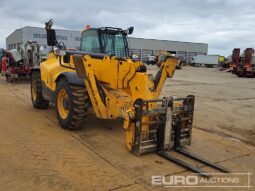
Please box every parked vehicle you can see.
[29,20,230,177]
[145,55,156,65]
[191,55,220,67]
[219,57,230,70]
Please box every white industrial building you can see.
[6,26,81,57]
[6,26,208,62]
[128,37,207,62]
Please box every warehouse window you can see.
[187,52,197,62]
[130,49,141,61]
[176,51,187,62]
[33,33,46,39]
[197,52,206,55]
[56,35,67,40]
[75,37,81,41]
[39,44,47,49]
[142,49,153,62]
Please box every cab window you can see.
[81,30,100,53]
[101,33,127,58]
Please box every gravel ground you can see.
[0,67,254,190]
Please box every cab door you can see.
[80,29,118,89]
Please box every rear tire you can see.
[55,78,89,130]
[6,74,12,83]
[31,71,49,109]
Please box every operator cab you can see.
[80,27,133,58]
[45,19,134,59]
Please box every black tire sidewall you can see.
[31,73,37,106]
[55,79,74,129]
[30,71,49,109]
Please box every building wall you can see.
[22,27,81,54]
[6,26,208,62]
[128,37,208,62]
[6,29,23,50]
[6,26,81,55]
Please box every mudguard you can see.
[31,66,40,72]
[57,72,85,86]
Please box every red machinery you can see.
[2,41,41,83]
[236,48,255,77]
[0,48,5,73]
[230,48,240,74]
[3,49,31,82]
[1,54,7,75]
[243,48,255,77]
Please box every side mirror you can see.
[63,52,70,63]
[45,19,58,46]
[46,29,58,46]
[128,27,134,35]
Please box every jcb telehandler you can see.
[30,19,229,177]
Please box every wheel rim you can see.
[57,89,69,119]
[31,79,37,101]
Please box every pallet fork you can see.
[131,95,230,178]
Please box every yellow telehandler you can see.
[30,19,229,177]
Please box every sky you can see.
[0,0,255,56]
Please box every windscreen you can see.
[80,30,101,53]
[80,29,129,58]
[101,32,129,58]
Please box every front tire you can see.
[31,71,49,109]
[55,78,89,130]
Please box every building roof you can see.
[6,28,21,40]
[6,26,80,40]
[6,26,207,45]
[22,26,81,33]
